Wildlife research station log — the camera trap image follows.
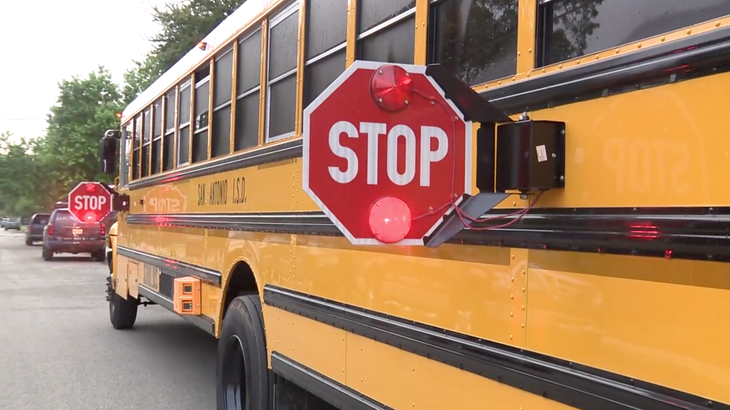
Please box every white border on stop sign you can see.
[68,181,113,224]
[301,60,474,246]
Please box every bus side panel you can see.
[265,306,347,383]
[115,254,129,299]
[526,250,730,404]
[528,73,730,208]
[292,235,519,345]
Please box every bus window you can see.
[357,0,415,64]
[303,0,347,107]
[178,80,192,166]
[132,114,141,179]
[163,89,175,171]
[142,107,151,177]
[266,2,299,141]
[429,0,518,85]
[537,0,730,67]
[193,66,210,164]
[212,47,233,158]
[235,29,262,151]
[152,98,162,174]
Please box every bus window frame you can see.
[178,79,193,167]
[356,0,417,64]
[265,1,300,143]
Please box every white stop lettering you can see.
[74,195,107,211]
[328,121,448,187]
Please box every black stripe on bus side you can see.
[137,284,216,336]
[263,285,726,410]
[117,245,222,285]
[127,137,302,190]
[271,352,393,410]
[125,207,730,263]
[480,24,730,114]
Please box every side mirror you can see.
[100,130,120,174]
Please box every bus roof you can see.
[122,0,275,122]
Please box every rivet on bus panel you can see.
[528,48,532,53]
[517,51,521,56]
[510,335,513,339]
[510,294,514,299]
[637,43,642,49]
[615,48,620,54]
[522,305,525,310]
[412,367,415,372]
[522,287,525,292]
[510,312,513,317]
[522,269,525,274]
[511,277,514,282]
[687,29,692,34]
[521,323,525,328]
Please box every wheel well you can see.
[222,261,259,319]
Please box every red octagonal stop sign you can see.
[68,181,113,224]
[303,61,472,245]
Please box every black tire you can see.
[92,250,106,262]
[216,295,269,410]
[25,239,32,246]
[109,291,138,330]
[42,247,53,261]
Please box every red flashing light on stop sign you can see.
[369,65,414,112]
[368,196,412,243]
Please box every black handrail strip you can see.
[117,245,222,285]
[124,208,730,263]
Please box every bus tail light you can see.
[369,64,414,112]
[368,196,412,244]
[173,276,201,315]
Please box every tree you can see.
[123,0,246,104]
[43,66,124,191]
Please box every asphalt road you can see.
[0,229,218,409]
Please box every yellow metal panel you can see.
[346,0,357,66]
[515,0,537,73]
[230,40,238,153]
[258,19,269,146]
[188,72,195,163]
[127,259,139,299]
[414,0,429,65]
[522,72,730,208]
[294,0,306,136]
[346,333,576,410]
[293,236,521,347]
[208,59,215,159]
[265,306,347,383]
[526,250,730,403]
[127,159,315,214]
[508,248,528,347]
[115,255,129,298]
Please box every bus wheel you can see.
[109,291,138,330]
[216,295,268,410]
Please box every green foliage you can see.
[0,0,242,215]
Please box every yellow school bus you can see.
[99,0,730,409]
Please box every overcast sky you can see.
[0,0,168,140]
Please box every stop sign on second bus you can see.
[302,60,472,245]
[68,181,113,223]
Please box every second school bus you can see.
[100,0,730,409]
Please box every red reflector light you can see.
[86,184,96,193]
[369,65,414,112]
[368,196,412,244]
[84,212,99,223]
